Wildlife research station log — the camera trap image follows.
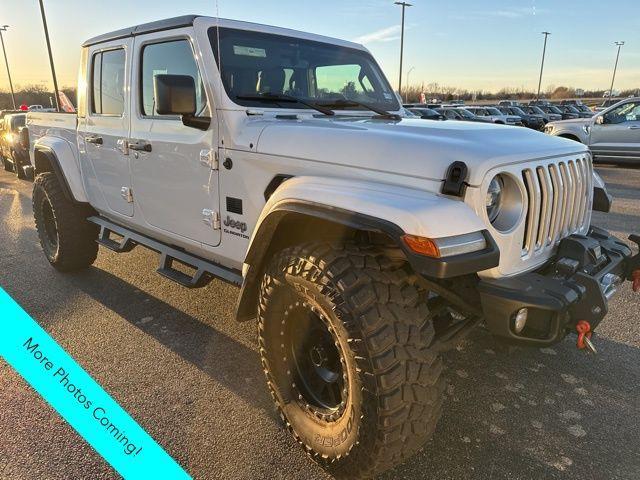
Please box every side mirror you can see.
[154,74,196,115]
[595,116,605,125]
[153,74,210,131]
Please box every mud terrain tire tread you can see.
[258,242,444,479]
[32,172,98,271]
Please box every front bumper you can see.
[478,227,639,347]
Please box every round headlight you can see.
[486,175,504,223]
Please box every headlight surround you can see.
[486,175,503,223]
[485,173,523,232]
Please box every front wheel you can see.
[33,173,99,271]
[258,242,444,479]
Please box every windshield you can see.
[486,107,502,115]
[457,108,475,119]
[548,106,563,114]
[510,107,526,116]
[209,27,399,112]
[529,106,545,115]
[411,108,438,116]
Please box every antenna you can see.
[215,0,225,148]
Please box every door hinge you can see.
[202,209,220,230]
[120,187,133,203]
[200,149,219,170]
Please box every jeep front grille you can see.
[522,156,592,255]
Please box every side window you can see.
[606,102,640,124]
[91,49,126,115]
[141,40,207,117]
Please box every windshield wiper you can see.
[316,98,401,120]
[236,92,335,116]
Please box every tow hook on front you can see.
[576,320,597,354]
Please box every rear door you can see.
[590,100,640,162]
[129,30,220,246]
[79,39,133,216]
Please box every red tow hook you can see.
[632,270,640,293]
[576,320,597,354]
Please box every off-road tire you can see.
[13,152,26,180]
[258,242,444,479]
[32,173,99,271]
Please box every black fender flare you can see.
[234,200,499,321]
[235,200,402,321]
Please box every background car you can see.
[545,97,640,164]
[435,107,491,123]
[535,104,579,120]
[407,107,446,120]
[520,105,562,123]
[498,100,522,107]
[0,113,30,179]
[496,105,545,130]
[463,106,522,125]
[554,103,592,118]
[594,98,622,112]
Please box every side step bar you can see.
[88,216,242,288]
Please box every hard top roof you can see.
[82,15,365,51]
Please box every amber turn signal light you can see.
[402,235,441,258]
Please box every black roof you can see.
[82,15,200,47]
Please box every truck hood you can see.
[255,116,587,186]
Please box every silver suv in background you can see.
[546,97,640,164]
[463,106,522,125]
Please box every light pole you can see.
[536,31,551,100]
[38,0,60,112]
[395,1,412,99]
[0,25,16,110]
[405,66,415,102]
[608,41,625,99]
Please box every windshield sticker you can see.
[233,46,267,57]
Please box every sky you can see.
[0,0,638,93]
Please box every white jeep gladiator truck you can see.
[25,15,640,479]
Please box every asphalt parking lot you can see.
[0,165,639,480]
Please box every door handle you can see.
[85,135,103,145]
[128,140,152,152]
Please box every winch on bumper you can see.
[478,227,640,347]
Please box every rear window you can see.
[91,48,126,115]
[10,116,25,129]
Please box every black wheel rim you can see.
[41,198,58,251]
[283,302,347,418]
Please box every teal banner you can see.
[0,287,191,479]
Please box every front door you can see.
[80,39,133,217]
[590,100,640,162]
[129,31,220,246]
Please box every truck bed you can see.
[27,112,78,148]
